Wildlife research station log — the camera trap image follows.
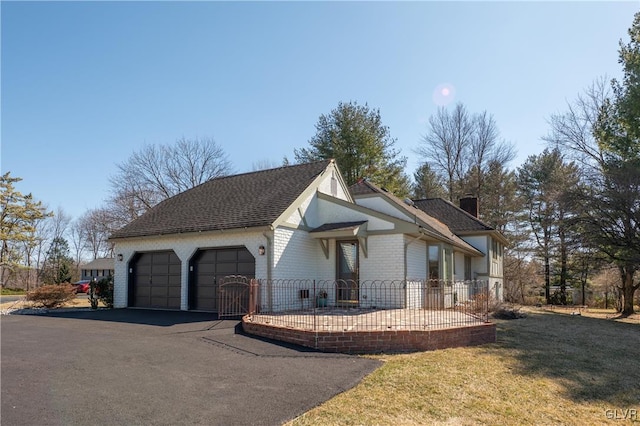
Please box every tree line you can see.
[2,13,638,314]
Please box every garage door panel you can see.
[196,275,215,286]
[237,262,255,275]
[191,247,255,312]
[198,251,217,262]
[152,264,169,275]
[238,250,254,262]
[198,287,217,298]
[135,286,150,297]
[131,250,182,309]
[198,264,216,274]
[216,263,239,275]
[137,265,152,275]
[152,275,169,286]
[216,250,237,262]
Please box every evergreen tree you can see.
[412,163,446,199]
[589,12,640,314]
[42,237,73,284]
[295,101,410,195]
[0,172,50,287]
[517,149,580,304]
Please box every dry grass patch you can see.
[542,306,640,325]
[0,295,92,311]
[289,310,639,425]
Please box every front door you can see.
[337,240,359,305]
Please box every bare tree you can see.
[417,103,515,203]
[69,219,87,269]
[109,137,233,224]
[466,111,516,196]
[545,77,610,171]
[78,209,113,260]
[417,103,474,201]
[50,207,71,243]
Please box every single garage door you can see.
[189,247,255,311]
[129,251,181,309]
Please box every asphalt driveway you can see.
[1,309,381,426]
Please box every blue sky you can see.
[2,1,637,221]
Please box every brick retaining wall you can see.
[242,317,496,354]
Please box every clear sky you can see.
[2,1,637,221]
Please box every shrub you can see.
[26,284,76,308]
[89,276,114,309]
[491,304,526,320]
[470,292,488,313]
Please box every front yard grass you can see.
[289,308,640,425]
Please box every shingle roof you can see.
[349,180,379,196]
[310,221,367,233]
[349,180,483,255]
[110,160,332,239]
[412,198,494,233]
[81,258,114,270]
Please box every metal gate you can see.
[218,275,258,317]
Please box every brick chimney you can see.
[459,195,479,218]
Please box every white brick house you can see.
[110,160,505,311]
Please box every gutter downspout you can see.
[263,230,273,311]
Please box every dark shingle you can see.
[412,198,494,232]
[110,160,331,239]
[310,221,367,233]
[349,179,379,196]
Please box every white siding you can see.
[317,197,395,231]
[405,237,427,308]
[460,235,488,275]
[354,196,413,222]
[454,252,465,281]
[272,227,320,279]
[318,168,350,200]
[405,237,427,279]
[359,234,405,309]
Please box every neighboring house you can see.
[110,159,505,311]
[81,258,115,281]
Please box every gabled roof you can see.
[110,160,332,239]
[81,258,114,270]
[349,180,483,256]
[412,198,493,233]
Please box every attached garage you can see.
[189,247,255,311]
[128,251,181,309]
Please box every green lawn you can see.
[0,288,26,295]
[288,309,640,425]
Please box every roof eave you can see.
[109,225,274,242]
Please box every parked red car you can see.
[72,280,91,294]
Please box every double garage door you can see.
[129,248,255,311]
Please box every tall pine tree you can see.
[295,101,409,195]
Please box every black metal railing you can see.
[244,279,490,331]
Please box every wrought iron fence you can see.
[218,275,252,318]
[245,279,490,331]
